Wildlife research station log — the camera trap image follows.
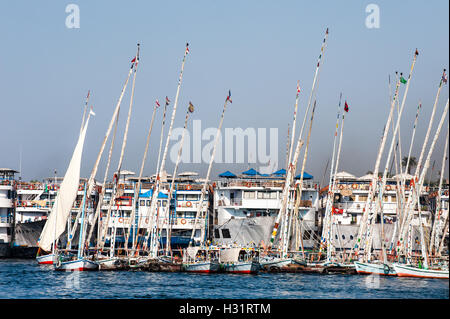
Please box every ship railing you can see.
[0,179,13,186]
[0,216,13,223]
[16,200,54,209]
[216,179,317,190]
[176,184,204,191]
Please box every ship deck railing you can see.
[216,179,317,190]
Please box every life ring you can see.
[180,218,187,225]
[118,184,124,189]
[352,184,358,190]
[118,217,124,223]
[145,217,149,224]
[445,191,449,196]
[78,185,83,191]
[339,185,344,190]
[186,184,192,190]
[386,185,391,191]
[186,201,192,207]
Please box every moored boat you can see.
[222,260,260,274]
[393,263,449,279]
[54,257,99,271]
[354,261,397,276]
[182,260,220,273]
[36,253,55,265]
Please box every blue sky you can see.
[0,1,448,182]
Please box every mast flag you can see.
[344,101,349,112]
[226,90,232,103]
[400,73,407,84]
[155,99,161,108]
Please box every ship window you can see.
[270,192,277,199]
[303,231,311,240]
[140,200,145,206]
[146,200,151,206]
[186,194,198,201]
[350,235,354,240]
[257,192,263,199]
[176,194,184,200]
[243,191,255,199]
[342,235,346,240]
[335,235,338,240]
[221,229,231,238]
[214,229,220,238]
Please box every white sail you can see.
[38,116,91,252]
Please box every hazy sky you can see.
[0,1,448,183]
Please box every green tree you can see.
[402,156,417,174]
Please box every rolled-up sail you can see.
[38,115,91,252]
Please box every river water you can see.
[0,259,448,299]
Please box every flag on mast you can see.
[185,43,190,55]
[89,106,95,116]
[400,73,407,84]
[226,90,232,103]
[165,96,170,105]
[155,99,161,108]
[344,101,349,112]
[188,101,195,113]
[442,69,448,84]
[296,81,301,97]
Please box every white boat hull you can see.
[260,258,292,269]
[393,263,449,279]
[223,261,260,274]
[183,261,220,273]
[354,261,397,276]
[36,253,55,265]
[54,258,99,271]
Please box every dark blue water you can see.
[0,259,448,299]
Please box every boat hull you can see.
[183,261,220,273]
[36,253,55,265]
[393,263,449,279]
[260,258,292,271]
[54,258,99,271]
[354,261,397,276]
[223,261,260,274]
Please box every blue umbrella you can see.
[272,169,286,176]
[242,168,260,176]
[295,172,314,180]
[218,170,237,178]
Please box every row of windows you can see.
[139,200,167,207]
[243,191,278,199]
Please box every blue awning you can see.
[272,169,286,176]
[218,170,237,178]
[295,172,314,180]
[242,168,260,176]
[139,189,168,199]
